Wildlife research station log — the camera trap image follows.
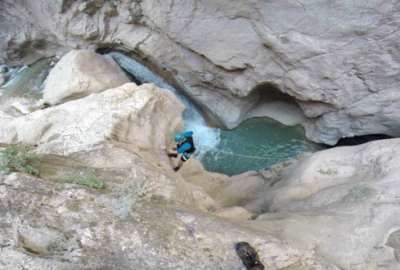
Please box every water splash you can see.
[105,52,221,157]
[105,52,324,176]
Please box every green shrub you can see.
[0,143,40,176]
[62,170,105,189]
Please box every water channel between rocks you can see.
[105,52,325,176]
[1,52,325,176]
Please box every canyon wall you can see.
[1,0,400,144]
[0,50,398,269]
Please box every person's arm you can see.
[166,148,178,154]
[161,138,186,153]
[176,142,191,154]
[162,143,190,154]
[161,145,178,154]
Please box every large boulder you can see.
[0,82,182,160]
[1,1,400,144]
[173,140,400,269]
[260,139,400,212]
[0,80,220,213]
[246,139,400,269]
[43,50,130,105]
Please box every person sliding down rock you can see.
[161,131,196,172]
[235,242,265,270]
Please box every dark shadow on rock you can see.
[330,134,393,148]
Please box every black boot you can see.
[168,154,178,158]
[173,166,180,172]
[235,242,265,270]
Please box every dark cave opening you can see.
[331,134,394,147]
[247,83,299,107]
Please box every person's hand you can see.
[160,146,166,150]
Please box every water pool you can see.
[199,117,324,176]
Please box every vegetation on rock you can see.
[113,178,150,218]
[0,143,40,176]
[62,170,106,189]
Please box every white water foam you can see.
[105,52,220,158]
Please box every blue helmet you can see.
[174,132,184,142]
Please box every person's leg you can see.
[173,154,189,172]
[178,159,184,168]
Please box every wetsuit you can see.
[176,135,196,162]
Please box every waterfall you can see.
[105,52,221,159]
[105,52,325,176]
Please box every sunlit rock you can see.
[43,50,130,105]
[251,139,400,269]
[1,1,400,143]
[1,83,183,163]
[0,172,318,270]
[0,1,400,269]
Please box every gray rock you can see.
[0,74,6,86]
[1,1,400,144]
[253,139,400,269]
[0,2,400,269]
[43,50,130,105]
[1,172,326,270]
[77,1,99,15]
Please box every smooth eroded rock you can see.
[43,50,130,105]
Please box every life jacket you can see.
[178,136,196,154]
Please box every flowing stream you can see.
[0,58,53,99]
[1,52,324,176]
[104,52,222,160]
[105,52,324,176]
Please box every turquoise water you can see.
[1,58,53,99]
[105,52,324,176]
[199,118,324,176]
[104,52,221,152]
[2,52,324,176]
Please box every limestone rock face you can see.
[0,75,398,269]
[43,50,130,105]
[0,82,184,167]
[0,172,327,270]
[171,143,400,269]
[249,139,400,269]
[0,76,334,269]
[1,1,400,144]
[1,2,400,268]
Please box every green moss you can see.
[318,167,337,175]
[0,143,40,176]
[62,170,105,189]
